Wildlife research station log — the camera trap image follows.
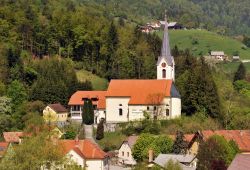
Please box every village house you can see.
[210,51,227,61]
[68,15,181,124]
[232,55,240,61]
[118,135,138,165]
[160,21,183,29]
[43,103,69,127]
[60,139,109,170]
[68,91,106,124]
[185,130,250,155]
[153,154,197,170]
[3,132,24,144]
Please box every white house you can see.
[60,139,109,170]
[43,103,69,127]
[68,15,181,124]
[118,135,138,165]
[68,91,106,124]
[210,51,227,61]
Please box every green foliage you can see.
[82,99,94,125]
[97,131,126,152]
[175,53,220,117]
[243,35,250,48]
[132,133,173,162]
[63,131,77,140]
[0,82,6,96]
[96,119,105,140]
[172,131,188,154]
[7,80,27,108]
[122,119,161,136]
[0,96,12,115]
[197,135,239,170]
[234,62,246,82]
[0,132,65,170]
[164,159,183,170]
[30,57,92,105]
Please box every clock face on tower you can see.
[161,62,166,68]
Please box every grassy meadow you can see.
[76,70,108,90]
[157,29,250,59]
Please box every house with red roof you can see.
[185,130,250,155]
[68,91,106,124]
[68,15,181,124]
[60,139,109,170]
[3,132,24,144]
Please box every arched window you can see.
[166,109,170,116]
[119,108,123,116]
[162,69,166,78]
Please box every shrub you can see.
[82,98,94,125]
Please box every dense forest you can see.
[91,0,250,35]
[0,0,250,139]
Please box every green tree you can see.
[164,159,183,170]
[0,132,65,170]
[96,118,105,140]
[172,131,188,154]
[132,133,173,161]
[197,135,239,170]
[82,98,94,125]
[7,80,27,108]
[234,62,246,82]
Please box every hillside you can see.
[157,30,250,59]
[90,0,250,35]
[76,70,108,90]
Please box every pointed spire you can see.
[160,11,173,65]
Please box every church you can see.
[68,16,181,124]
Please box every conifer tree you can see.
[82,98,94,125]
[234,62,246,82]
[172,131,188,154]
[96,118,104,140]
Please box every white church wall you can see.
[128,105,147,121]
[106,97,130,123]
[67,150,85,168]
[171,98,181,118]
[95,109,106,124]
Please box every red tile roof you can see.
[48,103,68,113]
[228,154,250,170]
[68,91,106,109]
[201,130,250,152]
[106,80,172,105]
[3,132,24,143]
[0,142,9,157]
[126,135,139,148]
[60,139,107,159]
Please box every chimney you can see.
[75,135,79,147]
[148,149,154,163]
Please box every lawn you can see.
[216,62,250,76]
[96,131,126,151]
[76,70,108,90]
[157,29,250,59]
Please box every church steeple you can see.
[160,13,173,65]
[157,12,175,81]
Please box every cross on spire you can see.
[159,10,173,66]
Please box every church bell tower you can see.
[157,13,175,81]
